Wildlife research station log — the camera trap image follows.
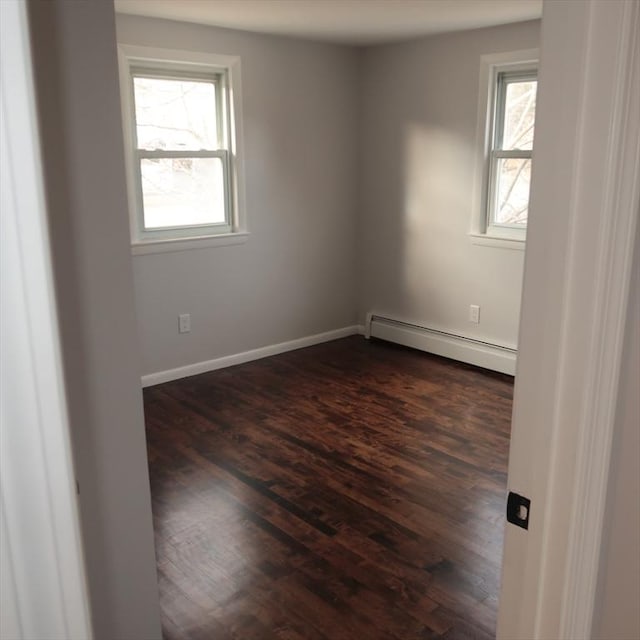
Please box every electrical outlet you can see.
[469,305,480,324]
[178,313,191,334]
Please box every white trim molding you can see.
[366,313,516,375]
[468,232,526,251]
[0,2,92,637]
[558,0,640,635]
[141,326,360,387]
[497,0,640,638]
[131,231,249,255]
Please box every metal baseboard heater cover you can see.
[365,313,517,375]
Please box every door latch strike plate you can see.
[506,491,531,530]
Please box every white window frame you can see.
[118,45,247,254]
[470,49,538,250]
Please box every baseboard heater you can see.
[365,313,517,375]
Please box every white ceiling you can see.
[114,0,543,46]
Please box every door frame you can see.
[2,0,638,637]
[0,1,92,637]
[498,1,640,637]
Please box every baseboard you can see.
[141,325,361,387]
[367,314,517,375]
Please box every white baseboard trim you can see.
[367,314,517,375]
[141,325,361,387]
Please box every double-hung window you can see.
[473,50,538,246]
[119,46,246,252]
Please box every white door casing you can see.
[498,1,640,638]
[0,1,92,638]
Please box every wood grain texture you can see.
[143,336,514,639]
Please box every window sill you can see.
[469,232,526,251]
[131,231,249,255]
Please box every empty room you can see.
[3,1,638,640]
[111,2,537,637]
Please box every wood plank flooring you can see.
[143,336,514,640]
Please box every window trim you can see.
[118,45,247,252]
[471,49,538,249]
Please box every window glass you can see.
[133,76,218,151]
[494,158,531,225]
[502,80,536,151]
[140,157,226,229]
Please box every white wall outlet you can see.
[469,304,480,324]
[178,313,191,334]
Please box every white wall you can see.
[594,225,640,640]
[358,21,540,348]
[27,2,162,638]
[116,15,360,377]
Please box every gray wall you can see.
[594,225,640,640]
[119,16,541,376]
[358,21,540,348]
[116,15,361,377]
[28,2,162,638]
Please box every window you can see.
[488,69,537,229]
[118,46,246,252]
[472,50,538,247]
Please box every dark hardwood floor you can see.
[143,336,514,640]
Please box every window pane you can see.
[133,77,217,150]
[502,80,536,150]
[140,157,226,229]
[494,158,531,225]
